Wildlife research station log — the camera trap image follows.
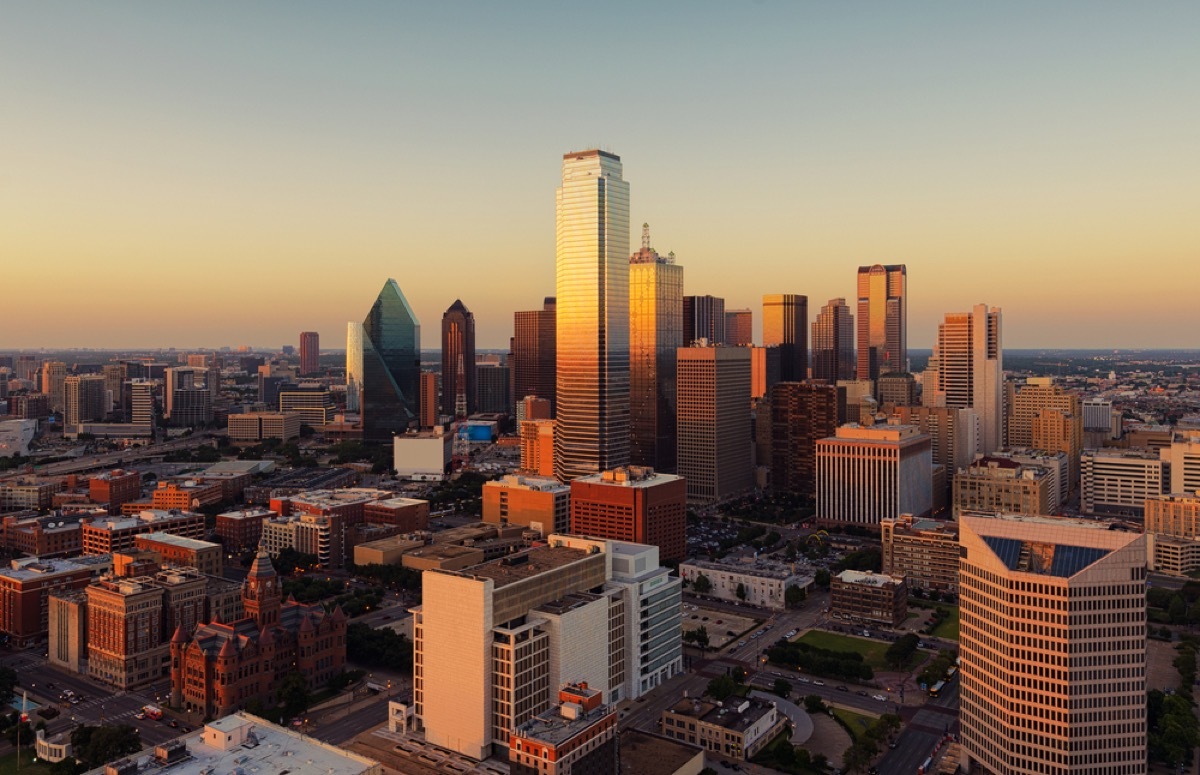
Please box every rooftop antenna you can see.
[641,223,651,250]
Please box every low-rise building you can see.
[1080,448,1166,517]
[0,482,60,513]
[830,570,907,627]
[363,497,430,531]
[214,508,273,553]
[88,470,142,515]
[1,513,84,557]
[660,697,786,761]
[81,510,206,555]
[952,456,1052,517]
[227,411,302,442]
[509,683,618,775]
[1146,493,1200,576]
[134,532,223,576]
[881,515,960,594]
[0,558,95,646]
[618,730,706,775]
[483,474,571,537]
[151,480,225,511]
[393,430,452,481]
[353,535,428,566]
[678,558,813,610]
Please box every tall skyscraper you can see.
[361,279,421,444]
[418,371,439,430]
[676,346,752,505]
[762,294,808,382]
[554,149,630,480]
[724,309,753,346]
[811,297,855,382]
[683,295,725,345]
[769,382,838,497]
[929,304,1004,453]
[41,361,67,413]
[64,375,107,428]
[629,223,683,473]
[855,264,907,381]
[298,331,320,376]
[345,322,363,412]
[440,300,476,419]
[512,298,557,415]
[958,515,1147,775]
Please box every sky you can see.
[3,2,1198,351]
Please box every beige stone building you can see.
[958,515,1147,774]
[678,558,812,610]
[830,570,907,626]
[1080,449,1165,517]
[881,515,960,594]
[1146,493,1200,575]
[952,457,1052,518]
[660,697,785,761]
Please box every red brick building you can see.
[170,551,347,719]
[569,467,687,562]
[1,514,84,557]
[88,470,142,515]
[0,558,93,646]
[214,509,273,553]
[362,497,430,531]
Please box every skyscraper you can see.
[855,264,907,381]
[676,346,752,505]
[811,298,855,382]
[440,300,476,419]
[345,322,363,412]
[418,371,438,430]
[929,304,1003,453]
[629,223,683,473]
[41,361,66,413]
[769,382,838,497]
[958,515,1147,774]
[361,279,421,444]
[762,294,808,382]
[299,331,320,376]
[724,309,753,347]
[64,375,107,428]
[512,298,557,415]
[554,149,630,480]
[683,295,725,346]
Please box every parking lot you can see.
[680,604,760,650]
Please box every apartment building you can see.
[952,457,1052,518]
[830,570,907,627]
[81,510,206,555]
[881,515,960,594]
[1080,449,1166,517]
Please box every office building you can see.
[988,448,1069,514]
[81,510,207,555]
[134,532,223,576]
[678,558,812,610]
[660,697,785,761]
[1082,397,1121,439]
[762,294,808,382]
[520,418,556,477]
[278,386,334,426]
[927,304,1003,453]
[816,423,932,526]
[0,558,94,647]
[1031,407,1083,489]
[441,300,476,418]
[855,264,906,382]
[750,346,781,399]
[570,466,686,562]
[361,279,421,443]
[1146,495,1200,575]
[476,362,511,414]
[64,375,107,428]
[881,515,960,594]
[724,309,753,347]
[1080,449,1165,517]
[299,331,319,376]
[513,297,557,415]
[86,575,168,688]
[345,320,363,412]
[7,393,50,420]
[877,372,917,407]
[170,551,347,718]
[629,225,683,473]
[483,474,571,537]
[41,361,67,413]
[47,590,87,673]
[958,515,1147,775]
[683,295,725,346]
[214,508,272,553]
[1008,378,1080,448]
[812,297,855,382]
[836,379,875,425]
[413,536,682,759]
[149,480,224,511]
[510,683,618,775]
[555,150,630,480]
[676,346,752,505]
[227,411,301,443]
[129,379,155,429]
[769,382,837,497]
[830,570,907,626]
[1169,431,1200,495]
[89,469,142,515]
[952,457,1052,517]
[418,371,438,429]
[393,431,452,480]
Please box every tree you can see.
[736,582,747,601]
[814,568,831,588]
[70,724,142,769]
[803,694,825,714]
[772,678,791,699]
[687,625,710,651]
[706,674,737,701]
[785,584,806,608]
[885,633,921,670]
[274,547,318,576]
[1169,594,1188,625]
[347,622,413,671]
[693,573,712,595]
[0,666,15,705]
[279,670,311,718]
[731,666,747,684]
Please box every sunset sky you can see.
[4,2,1197,350]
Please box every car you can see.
[889,741,898,749]
[872,694,887,702]
[738,640,746,647]
[169,720,179,728]
[836,685,848,691]
[857,690,868,696]
[135,712,146,720]
[797,677,810,683]
[813,680,825,686]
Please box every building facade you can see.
[676,346,753,505]
[678,559,813,610]
[361,279,421,443]
[299,331,320,376]
[830,570,907,626]
[855,264,906,382]
[762,294,808,382]
[927,304,1003,454]
[441,300,477,419]
[769,382,838,497]
[952,457,1053,518]
[881,516,960,594]
[513,298,557,416]
[483,474,571,537]
[1080,449,1165,517]
[569,467,686,562]
[812,297,855,383]
[816,424,933,526]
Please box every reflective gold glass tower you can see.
[855,264,906,381]
[555,150,630,480]
[762,294,808,381]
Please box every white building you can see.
[0,419,37,458]
[1080,449,1166,517]
[393,430,451,481]
[926,304,1003,453]
[678,558,813,610]
[816,423,932,526]
[1169,431,1200,496]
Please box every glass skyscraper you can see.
[440,299,476,419]
[856,264,907,381]
[629,223,683,473]
[554,149,630,480]
[345,321,363,412]
[762,294,808,381]
[361,279,421,444]
[812,297,856,382]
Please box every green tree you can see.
[803,694,825,714]
[0,666,16,705]
[772,678,791,699]
[279,671,311,718]
[785,584,806,608]
[1169,594,1187,625]
[731,666,747,684]
[814,568,831,588]
[693,573,712,595]
[690,625,710,651]
[70,724,142,768]
[736,582,747,601]
[347,622,414,671]
[706,674,737,701]
[885,633,921,669]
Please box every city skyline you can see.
[4,3,1198,350]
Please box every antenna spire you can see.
[641,222,650,250]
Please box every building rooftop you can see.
[513,700,613,747]
[574,466,683,488]
[487,474,570,493]
[682,557,812,582]
[137,532,219,551]
[618,730,703,775]
[217,508,276,520]
[835,570,904,587]
[666,696,776,734]
[368,496,428,509]
[283,488,392,509]
[83,712,378,775]
[0,557,89,582]
[456,545,593,588]
[86,510,200,530]
[830,423,927,442]
[534,591,603,616]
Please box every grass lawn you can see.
[832,707,877,741]
[931,606,960,640]
[797,630,914,670]
[0,749,55,775]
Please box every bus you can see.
[928,681,946,698]
[946,665,958,681]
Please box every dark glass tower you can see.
[513,298,556,414]
[440,299,476,419]
[361,279,421,444]
[812,297,856,382]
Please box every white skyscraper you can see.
[554,149,630,481]
[929,304,1003,454]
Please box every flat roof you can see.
[0,558,89,582]
[513,702,613,747]
[574,467,683,488]
[137,532,219,551]
[618,731,702,775]
[367,496,428,508]
[682,558,811,582]
[836,570,904,587]
[457,545,592,588]
[666,697,776,733]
